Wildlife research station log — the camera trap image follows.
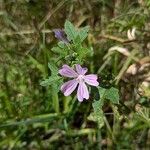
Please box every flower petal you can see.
[77,82,89,102]
[77,83,84,102]
[84,74,99,86]
[59,65,78,78]
[82,82,89,99]
[75,64,87,75]
[61,79,78,96]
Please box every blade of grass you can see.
[39,0,68,29]
[0,113,59,128]
[52,89,60,114]
[115,49,138,84]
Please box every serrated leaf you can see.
[87,112,97,122]
[98,87,119,104]
[98,87,107,100]
[40,76,60,86]
[105,87,119,104]
[58,41,65,48]
[74,35,82,45]
[52,78,63,92]
[51,47,66,55]
[48,62,58,75]
[64,20,78,42]
[92,100,104,129]
[79,26,89,42]
[77,47,89,59]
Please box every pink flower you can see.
[59,64,99,102]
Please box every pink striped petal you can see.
[77,83,83,102]
[77,82,89,102]
[61,79,78,96]
[84,74,99,86]
[82,82,89,99]
[75,64,87,75]
[59,65,78,78]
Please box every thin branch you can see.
[0,29,52,37]
[38,0,67,29]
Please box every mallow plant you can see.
[40,20,119,128]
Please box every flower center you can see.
[76,75,85,83]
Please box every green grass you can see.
[0,0,150,149]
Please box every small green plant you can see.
[41,20,119,127]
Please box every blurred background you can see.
[0,0,150,149]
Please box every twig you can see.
[0,29,52,37]
[99,34,136,43]
[38,0,67,29]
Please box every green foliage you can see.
[41,21,91,88]
[91,87,119,128]
[40,62,62,92]
[40,76,61,86]
[78,26,90,42]
[105,87,119,104]
[99,87,119,104]
[51,46,67,55]
[64,20,89,43]
[0,1,150,149]
[52,20,90,64]
[48,62,58,75]
[64,20,78,42]
[43,20,120,131]
[92,100,104,129]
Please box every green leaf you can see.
[77,47,89,60]
[64,20,78,42]
[98,87,107,100]
[58,41,65,48]
[51,47,66,55]
[0,113,59,127]
[98,87,119,104]
[52,79,63,92]
[40,76,60,86]
[87,112,96,122]
[79,26,89,42]
[92,100,104,129]
[74,35,82,45]
[105,87,119,104]
[48,62,58,75]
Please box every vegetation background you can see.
[0,0,150,149]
